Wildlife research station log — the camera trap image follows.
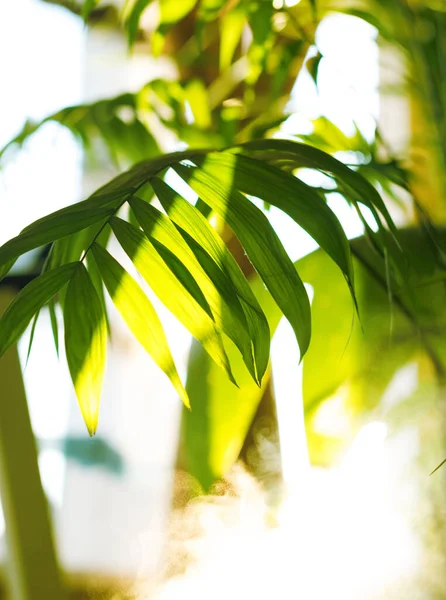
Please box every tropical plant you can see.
[0,0,445,598]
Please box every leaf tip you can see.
[430,457,446,476]
[86,418,98,437]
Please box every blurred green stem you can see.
[0,290,66,600]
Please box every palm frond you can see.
[0,140,400,434]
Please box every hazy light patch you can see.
[263,205,318,262]
[316,14,378,140]
[0,0,84,242]
[0,506,5,537]
[357,202,380,232]
[312,389,351,437]
[380,362,419,412]
[164,169,198,204]
[279,113,313,136]
[0,0,84,141]
[0,125,84,243]
[272,317,309,491]
[18,309,71,440]
[327,193,365,239]
[296,168,336,189]
[144,425,420,600]
[39,449,67,508]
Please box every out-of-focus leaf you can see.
[159,0,197,24]
[122,0,154,45]
[82,0,99,20]
[0,263,77,358]
[64,264,107,436]
[91,242,190,407]
[184,80,212,130]
[299,116,368,154]
[181,270,281,489]
[174,162,311,359]
[300,227,446,465]
[247,1,274,84]
[306,50,323,86]
[151,176,270,383]
[110,216,237,384]
[129,195,258,383]
[220,6,246,70]
[0,92,159,168]
[61,436,124,474]
[198,0,225,21]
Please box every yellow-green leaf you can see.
[91,243,190,408]
[174,163,312,359]
[196,151,355,295]
[184,80,212,130]
[0,263,78,358]
[64,264,107,436]
[159,0,197,24]
[220,6,246,70]
[129,195,258,383]
[110,217,237,384]
[151,177,270,383]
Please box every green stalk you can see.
[0,289,66,600]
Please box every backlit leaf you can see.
[174,162,311,359]
[110,217,237,384]
[159,0,197,24]
[0,263,77,358]
[220,6,246,70]
[64,264,107,436]
[196,151,355,295]
[91,243,190,407]
[151,176,270,382]
[130,195,258,382]
[181,266,282,489]
[122,0,153,46]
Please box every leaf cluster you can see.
[0,139,398,434]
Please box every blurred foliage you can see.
[40,436,125,474]
[182,224,446,483]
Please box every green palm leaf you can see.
[91,242,190,407]
[0,263,77,358]
[0,140,400,433]
[129,195,259,383]
[64,264,107,436]
[195,151,355,293]
[151,176,270,383]
[174,162,312,359]
[110,216,237,384]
